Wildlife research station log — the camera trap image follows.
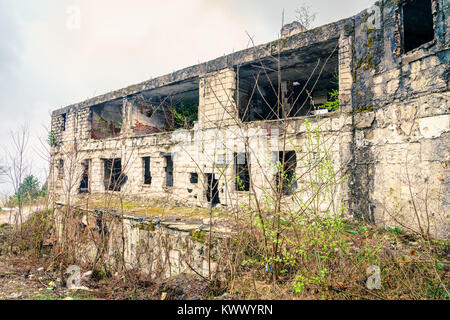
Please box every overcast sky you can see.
[0,0,375,195]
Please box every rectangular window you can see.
[143,157,152,185]
[103,158,124,191]
[164,155,174,187]
[206,173,220,205]
[79,160,90,193]
[190,172,198,184]
[61,113,66,131]
[237,47,339,121]
[274,151,297,195]
[403,0,434,53]
[234,152,250,191]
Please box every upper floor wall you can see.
[349,0,448,112]
[50,0,449,149]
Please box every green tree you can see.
[10,175,41,204]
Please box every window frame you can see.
[399,0,436,55]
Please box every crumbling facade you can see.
[50,0,449,237]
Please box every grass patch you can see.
[74,194,229,221]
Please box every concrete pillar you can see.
[199,68,238,129]
[338,28,354,113]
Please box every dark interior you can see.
[234,152,250,191]
[206,173,220,205]
[104,158,124,191]
[403,0,434,53]
[275,151,297,195]
[237,39,339,122]
[143,157,152,185]
[79,160,90,193]
[164,155,174,187]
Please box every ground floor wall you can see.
[50,92,449,238]
[351,92,449,238]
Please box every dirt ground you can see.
[0,253,216,300]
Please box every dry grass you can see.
[1,206,448,300]
[222,218,450,300]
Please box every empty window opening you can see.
[130,79,199,135]
[103,158,126,191]
[190,172,198,184]
[403,0,434,53]
[143,157,152,185]
[90,102,123,140]
[274,151,297,195]
[170,99,199,130]
[61,113,66,131]
[79,160,90,193]
[206,173,220,205]
[132,98,199,134]
[238,43,339,121]
[57,159,64,180]
[164,155,174,187]
[234,152,250,191]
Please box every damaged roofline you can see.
[52,17,352,116]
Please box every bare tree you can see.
[295,3,317,30]
[0,160,6,183]
[4,124,31,248]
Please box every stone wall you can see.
[58,206,220,279]
[50,0,449,238]
[347,0,449,237]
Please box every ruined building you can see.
[50,0,449,237]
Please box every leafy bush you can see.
[171,101,198,129]
[48,130,57,147]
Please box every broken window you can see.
[403,0,434,53]
[103,158,126,191]
[234,152,250,191]
[274,151,297,195]
[132,100,164,135]
[190,172,198,184]
[238,41,339,121]
[206,173,220,205]
[79,160,90,193]
[171,100,199,130]
[164,154,174,187]
[130,78,199,135]
[57,159,64,180]
[131,98,199,134]
[90,102,123,139]
[143,157,152,185]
